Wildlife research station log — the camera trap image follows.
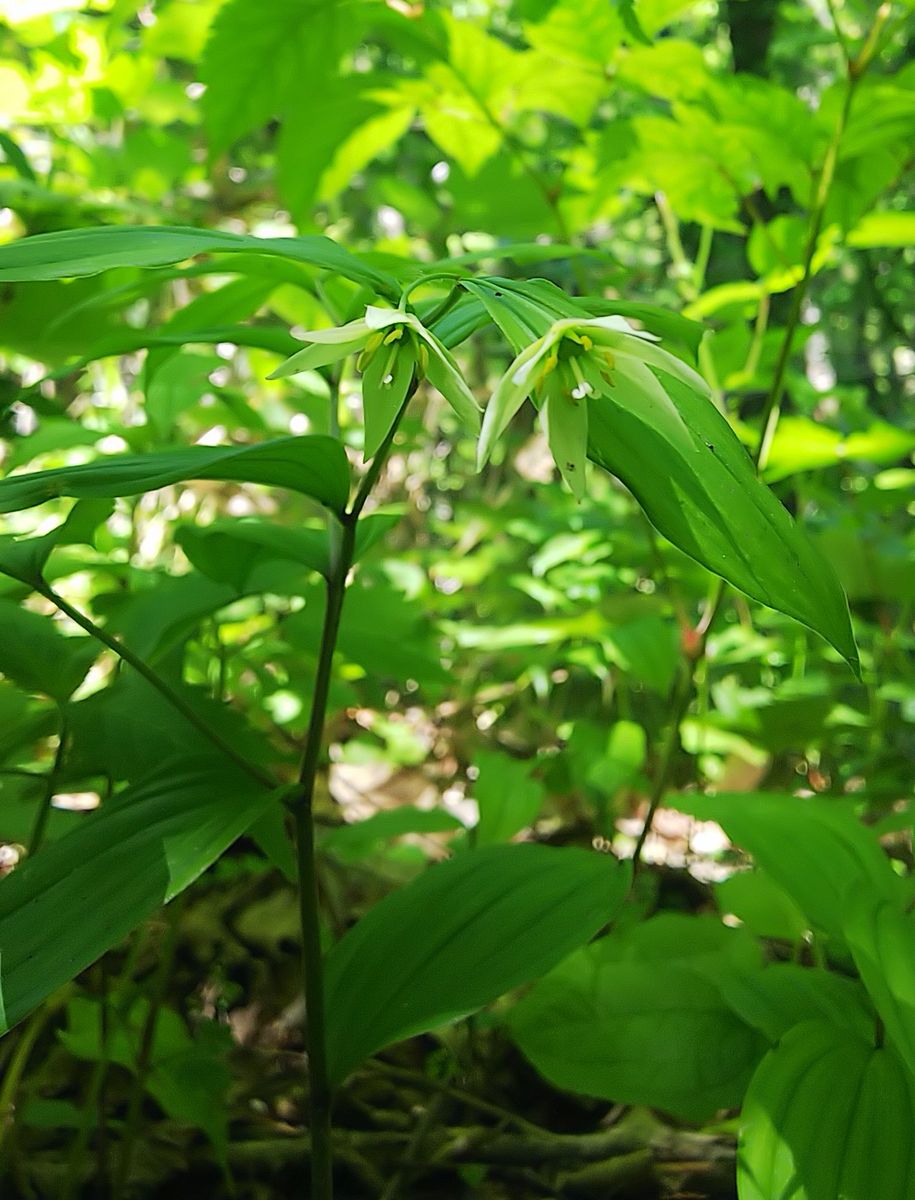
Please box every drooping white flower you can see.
[269,306,481,460]
[478,315,709,498]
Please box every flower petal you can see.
[578,315,660,342]
[543,381,588,500]
[477,336,553,467]
[615,337,710,397]
[362,342,415,461]
[364,305,409,332]
[268,336,368,379]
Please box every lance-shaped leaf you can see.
[0,225,397,296]
[323,844,630,1085]
[0,435,350,517]
[587,380,859,672]
[0,759,273,1036]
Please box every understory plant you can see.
[0,216,909,1200]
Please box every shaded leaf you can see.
[324,844,630,1084]
[0,759,273,1035]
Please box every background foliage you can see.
[0,0,913,1197]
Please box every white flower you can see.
[269,306,480,459]
[477,315,709,498]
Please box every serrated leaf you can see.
[323,844,630,1085]
[0,435,350,517]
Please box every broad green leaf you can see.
[717,963,874,1044]
[674,794,900,940]
[848,211,915,248]
[760,417,915,484]
[844,896,915,1078]
[587,380,859,671]
[0,225,396,296]
[323,844,630,1085]
[321,806,463,863]
[715,870,808,942]
[738,1021,915,1200]
[201,0,366,155]
[0,599,97,700]
[0,498,112,586]
[508,922,766,1121]
[471,749,545,846]
[0,759,273,1035]
[0,435,350,517]
[177,512,399,590]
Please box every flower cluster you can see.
[270,306,479,461]
[271,304,708,492]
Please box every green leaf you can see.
[717,963,874,1044]
[323,844,630,1085]
[471,750,545,846]
[848,210,915,248]
[0,599,97,701]
[587,379,859,671]
[0,498,112,587]
[673,793,900,941]
[0,759,272,1036]
[201,0,366,156]
[508,917,767,1121]
[844,896,915,1078]
[738,1021,915,1200]
[0,225,396,296]
[177,512,398,591]
[0,435,350,517]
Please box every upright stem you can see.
[291,384,415,1199]
[291,515,355,1200]
[28,706,68,854]
[755,3,890,470]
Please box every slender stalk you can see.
[632,579,724,873]
[292,384,416,1199]
[28,706,68,855]
[34,582,274,789]
[113,901,183,1199]
[754,3,890,470]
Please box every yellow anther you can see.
[543,350,559,376]
[383,326,404,344]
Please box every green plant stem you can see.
[35,581,274,790]
[632,579,724,873]
[113,899,183,1199]
[754,3,890,470]
[28,706,68,855]
[291,385,416,1200]
[0,995,66,1167]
